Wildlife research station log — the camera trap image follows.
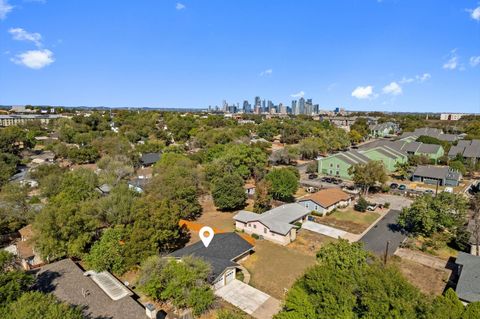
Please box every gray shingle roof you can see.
[169,233,253,282]
[33,259,146,319]
[234,203,310,235]
[140,152,161,166]
[455,252,480,302]
[412,165,461,181]
[448,140,480,158]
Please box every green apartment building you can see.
[318,146,407,179]
[318,139,445,180]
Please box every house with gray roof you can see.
[455,252,480,303]
[399,127,459,142]
[169,233,254,289]
[448,140,480,163]
[411,165,462,186]
[140,152,161,167]
[369,122,399,137]
[33,259,153,319]
[234,203,310,245]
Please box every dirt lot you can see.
[315,208,381,234]
[196,195,242,232]
[392,257,449,296]
[241,231,335,299]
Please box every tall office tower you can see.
[222,100,228,112]
[313,104,319,114]
[254,96,261,110]
[306,99,313,115]
[262,100,266,113]
[291,100,298,115]
[298,97,306,115]
[243,100,251,113]
[279,103,287,114]
[267,100,274,113]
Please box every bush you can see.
[354,197,368,212]
[383,202,391,209]
[251,233,260,239]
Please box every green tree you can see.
[138,255,214,316]
[265,168,299,202]
[348,161,388,195]
[298,137,327,160]
[449,160,467,176]
[398,192,468,237]
[85,226,129,275]
[306,161,318,174]
[1,291,84,319]
[316,239,369,271]
[212,174,247,211]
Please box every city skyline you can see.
[0,0,479,112]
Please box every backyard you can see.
[391,257,450,296]
[314,207,381,234]
[240,231,335,299]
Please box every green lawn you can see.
[315,208,381,234]
[331,208,380,225]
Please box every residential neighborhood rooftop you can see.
[455,252,480,303]
[234,203,310,235]
[299,188,351,208]
[33,259,147,319]
[412,165,461,181]
[169,232,253,282]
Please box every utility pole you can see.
[435,179,439,195]
[384,241,390,265]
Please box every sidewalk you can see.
[394,248,448,270]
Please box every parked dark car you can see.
[332,178,343,185]
[390,183,399,189]
[308,174,318,180]
[424,189,434,195]
[324,177,333,183]
[398,184,407,191]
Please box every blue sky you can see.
[0,0,479,112]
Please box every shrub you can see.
[354,197,368,212]
[383,202,391,209]
[251,233,260,239]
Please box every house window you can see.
[248,223,251,227]
[330,163,333,167]
[329,170,333,174]
[315,205,318,211]
[336,164,340,168]
[272,233,275,236]
[336,171,340,176]
[264,227,267,234]
[305,203,309,208]
[253,225,256,229]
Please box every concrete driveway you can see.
[302,221,348,239]
[215,279,281,319]
[359,209,407,256]
[366,194,412,210]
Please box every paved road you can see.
[215,279,281,319]
[360,209,407,256]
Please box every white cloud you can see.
[259,69,272,76]
[9,28,42,47]
[416,73,431,82]
[469,6,480,21]
[351,85,376,99]
[443,50,460,70]
[399,77,415,84]
[176,3,186,10]
[382,82,403,96]
[470,56,480,67]
[0,0,13,20]
[291,91,305,98]
[11,49,54,69]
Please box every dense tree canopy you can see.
[265,168,299,202]
[348,161,388,195]
[211,174,247,211]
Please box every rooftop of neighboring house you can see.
[298,188,351,208]
[455,252,480,303]
[369,122,398,131]
[400,127,458,142]
[449,140,480,158]
[360,139,442,155]
[234,203,310,235]
[33,259,147,319]
[412,165,461,181]
[169,232,254,283]
[140,152,161,166]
